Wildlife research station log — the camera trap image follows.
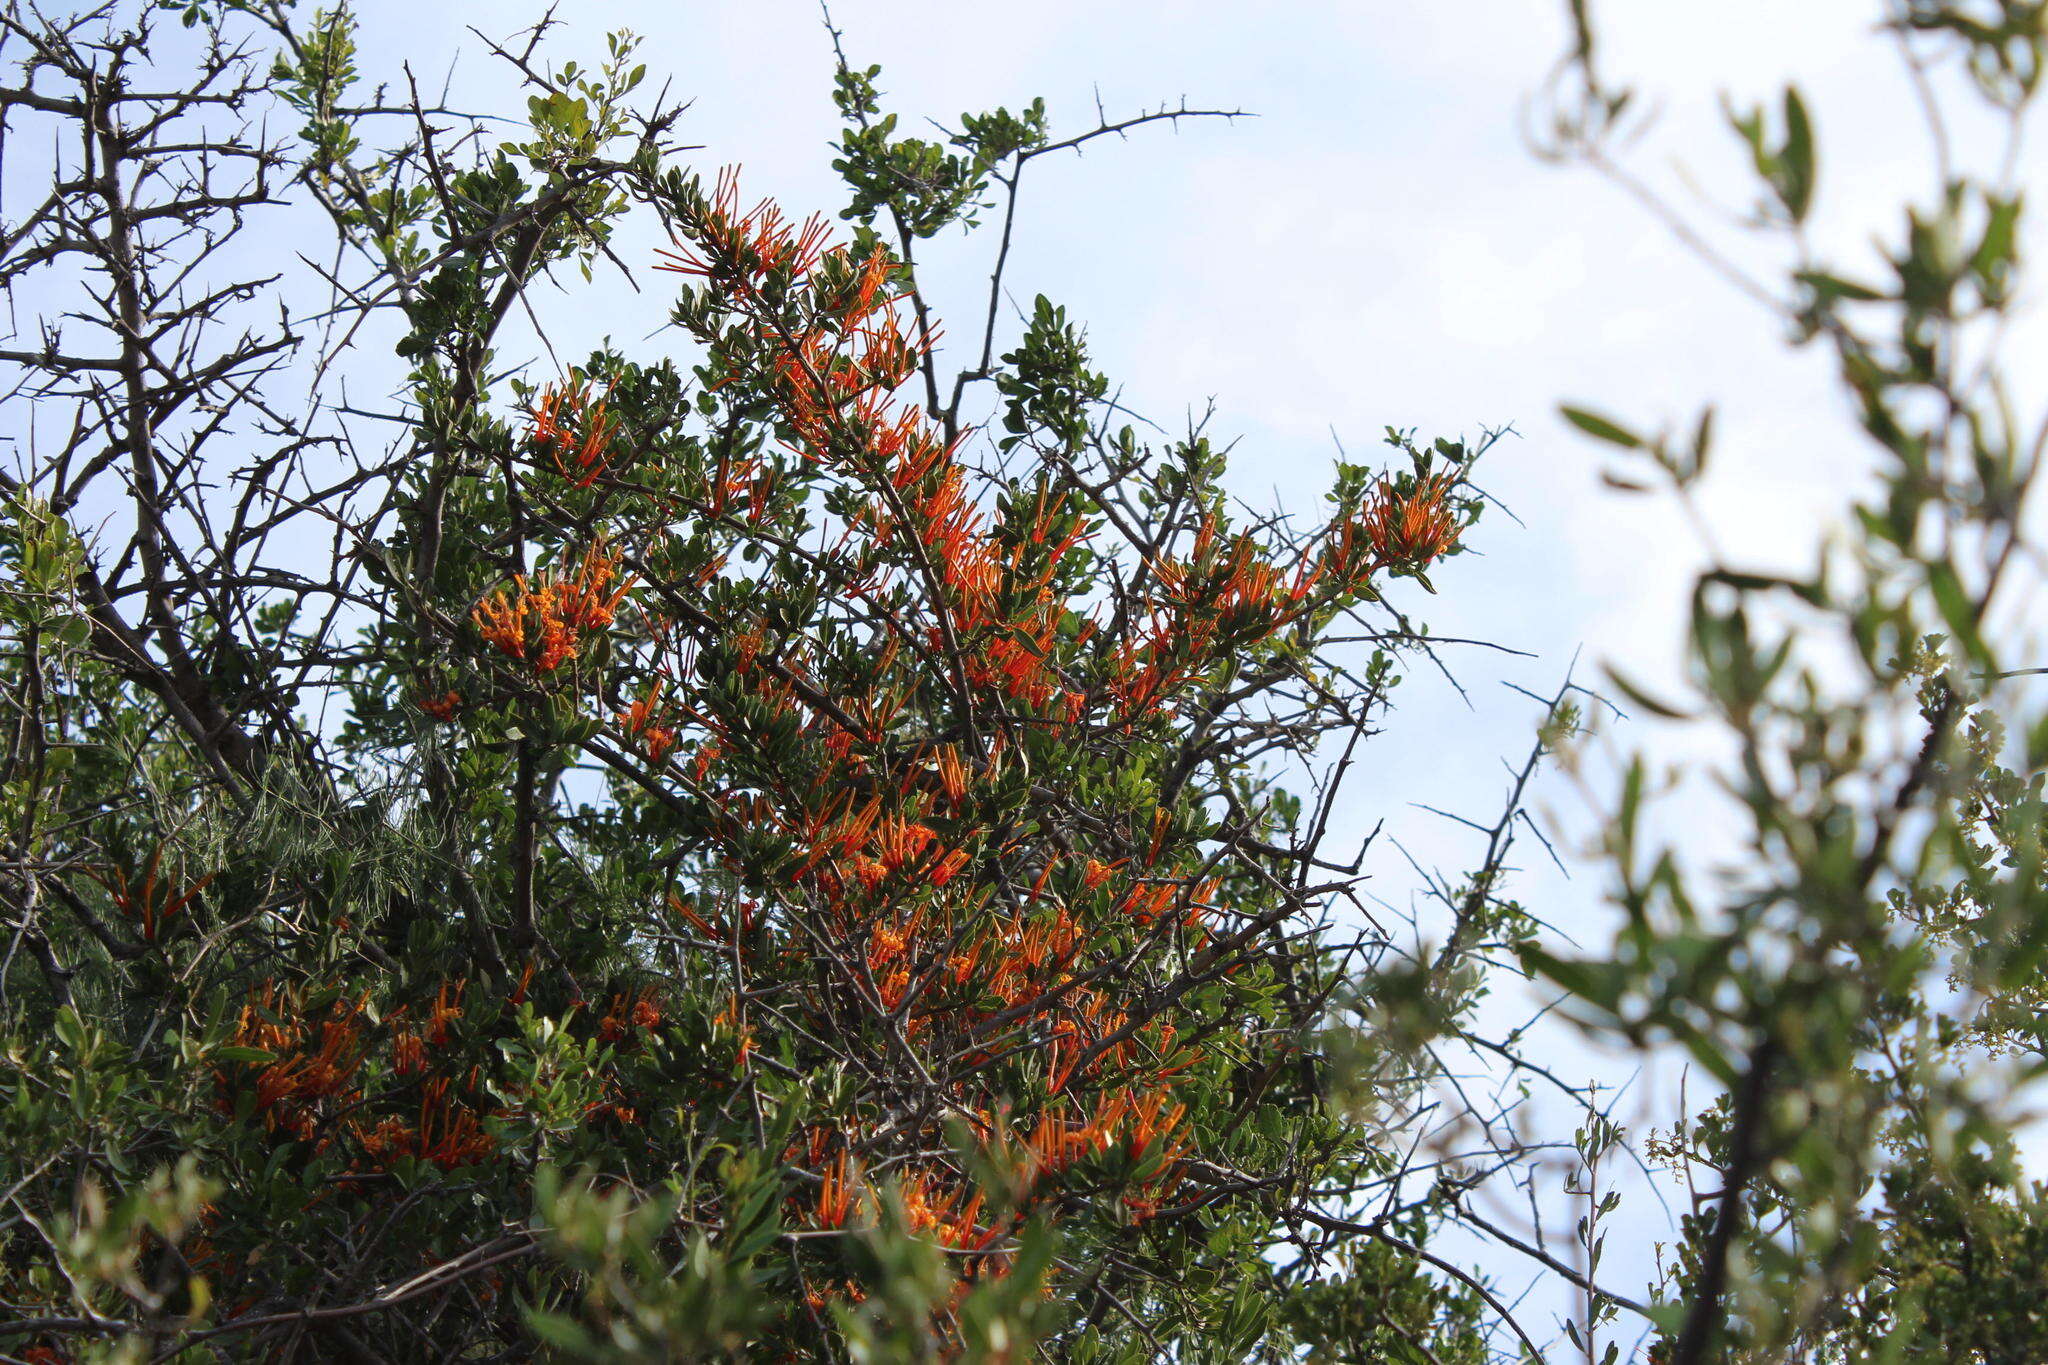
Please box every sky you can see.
[33,0,2048,1352]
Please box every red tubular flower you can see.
[357,1076,495,1171]
[470,542,632,675]
[91,849,214,943]
[473,586,526,660]
[398,1029,430,1076]
[618,679,676,762]
[934,745,968,805]
[224,985,368,1143]
[508,959,535,1007]
[597,988,663,1044]
[1121,882,1178,928]
[1121,1088,1188,1164]
[656,166,835,289]
[422,978,466,1046]
[815,1150,855,1229]
[418,688,462,722]
[530,380,620,489]
[1356,473,1461,569]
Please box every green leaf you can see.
[1603,665,1694,720]
[1926,559,1989,667]
[1779,86,1815,223]
[1561,405,1643,449]
[1520,944,1628,1015]
[1796,269,1885,303]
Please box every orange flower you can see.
[933,744,968,805]
[418,688,462,722]
[472,588,526,661]
[618,679,676,762]
[224,984,367,1142]
[597,987,663,1044]
[356,1076,495,1171]
[1047,1025,1082,1095]
[1120,1088,1188,1164]
[530,379,620,488]
[927,846,970,887]
[688,741,723,783]
[471,542,632,674]
[1357,473,1460,568]
[877,965,912,1011]
[1121,882,1178,927]
[90,849,214,943]
[655,166,834,287]
[898,1171,991,1251]
[712,993,754,1068]
[556,540,631,631]
[867,911,919,971]
[815,1150,855,1229]
[643,726,676,763]
[422,978,466,1045]
[842,241,894,322]
[392,1029,426,1076]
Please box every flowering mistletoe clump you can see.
[418,157,1476,1348]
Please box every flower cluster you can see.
[220,983,366,1144]
[417,687,463,722]
[471,541,631,674]
[356,1075,495,1172]
[218,979,497,1173]
[1332,472,1462,578]
[88,848,212,943]
[617,678,676,763]
[530,378,622,489]
[655,165,834,290]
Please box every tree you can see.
[25,2,2036,1359]
[1531,2,2048,1361]
[0,3,1515,1359]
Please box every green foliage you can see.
[1537,2,2048,1360]
[830,60,1048,238]
[0,3,1504,1359]
[996,296,1107,455]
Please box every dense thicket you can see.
[0,4,1506,1359]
